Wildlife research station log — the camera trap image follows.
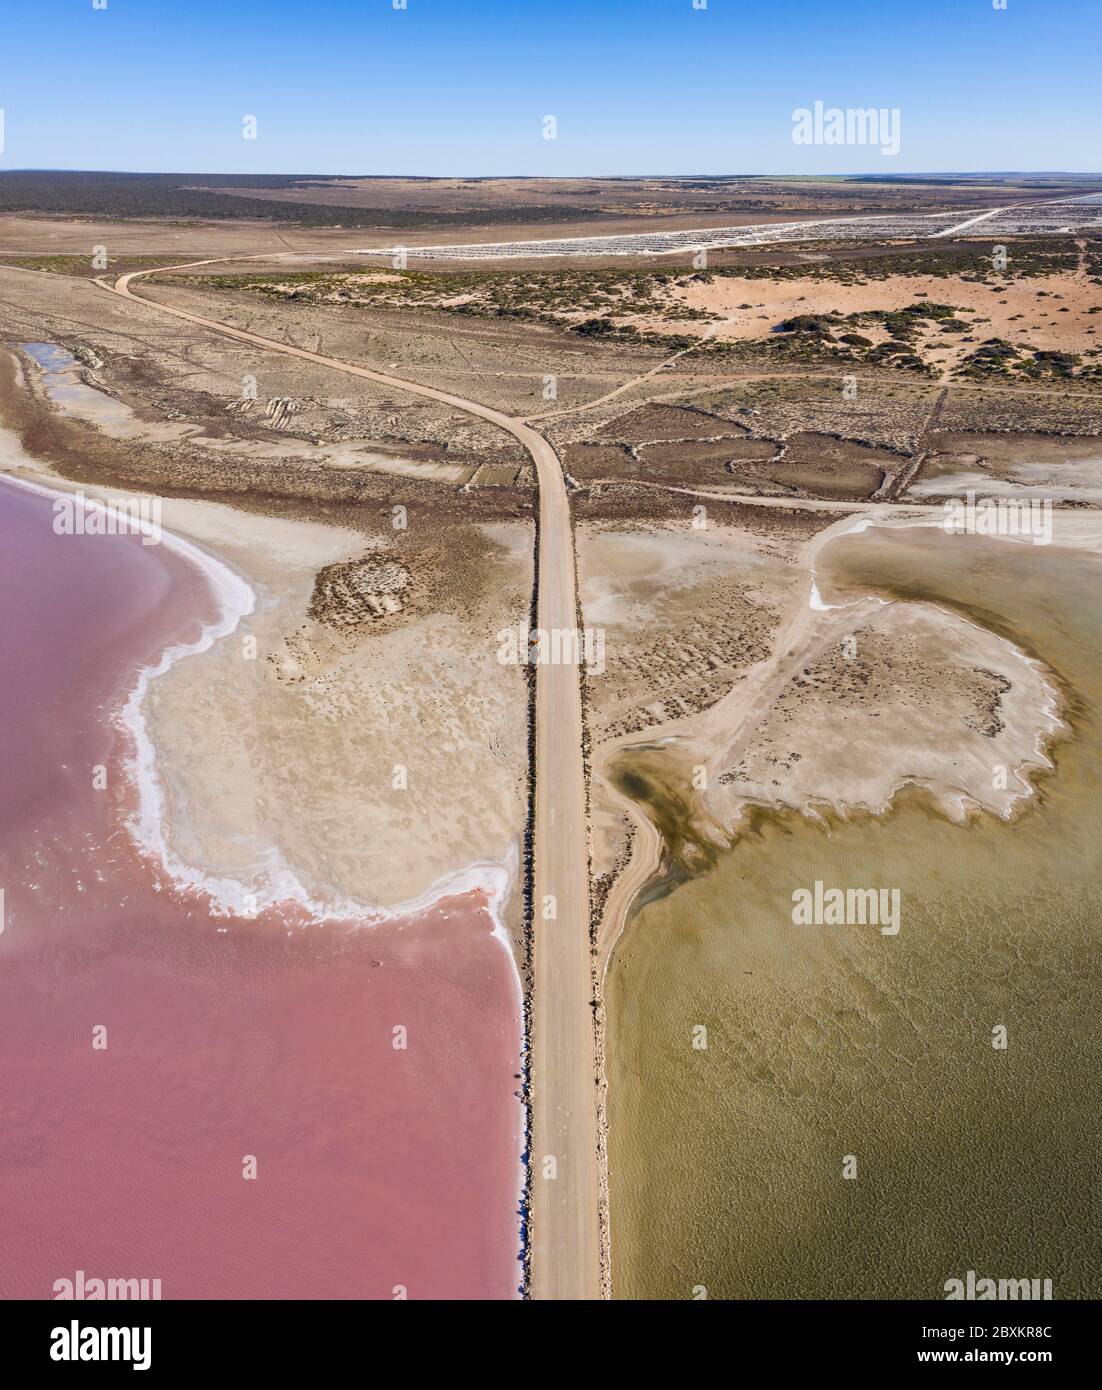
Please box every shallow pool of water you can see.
[608,526,1102,1299]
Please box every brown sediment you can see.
[603,528,1102,1299]
[586,505,1100,987]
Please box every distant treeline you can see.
[0,171,606,228]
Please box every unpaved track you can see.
[101,263,603,1301]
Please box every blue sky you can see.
[0,0,1098,175]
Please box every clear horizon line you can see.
[2,167,1102,181]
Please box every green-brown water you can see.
[607,527,1102,1299]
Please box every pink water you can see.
[0,478,524,1299]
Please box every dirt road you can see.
[102,263,603,1301]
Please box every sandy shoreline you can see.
[1,461,522,941]
[0,352,530,950]
[591,508,1102,973]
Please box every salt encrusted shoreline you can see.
[593,510,1100,976]
[0,459,522,948]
